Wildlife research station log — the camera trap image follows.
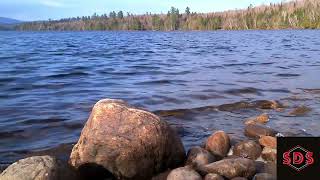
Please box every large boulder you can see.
[233,140,262,160]
[167,167,202,180]
[0,156,77,180]
[199,158,256,179]
[259,136,276,149]
[69,99,186,180]
[244,124,277,138]
[205,131,231,158]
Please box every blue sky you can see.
[1,0,286,21]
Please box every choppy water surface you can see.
[0,30,320,166]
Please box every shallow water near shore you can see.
[0,30,320,166]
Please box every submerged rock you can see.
[254,100,282,109]
[167,167,202,180]
[205,131,231,158]
[0,156,77,180]
[259,136,277,149]
[233,140,262,160]
[204,173,224,180]
[199,158,256,179]
[244,124,277,138]
[289,105,311,116]
[261,147,277,163]
[69,99,185,180]
[244,113,269,125]
[186,146,216,169]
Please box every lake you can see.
[0,30,320,166]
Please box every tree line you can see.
[16,0,320,31]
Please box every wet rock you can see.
[244,113,269,125]
[259,136,277,149]
[167,167,202,180]
[199,158,256,179]
[253,173,276,180]
[255,161,276,175]
[69,99,185,180]
[204,173,224,180]
[261,147,277,163]
[0,156,77,180]
[233,140,262,160]
[289,106,311,116]
[254,100,282,109]
[186,146,216,169]
[244,124,277,138]
[231,177,247,180]
[205,131,231,158]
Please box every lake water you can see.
[0,30,320,166]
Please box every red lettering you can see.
[283,152,291,165]
[306,152,314,165]
[293,152,304,164]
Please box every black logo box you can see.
[277,137,320,180]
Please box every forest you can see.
[16,0,320,31]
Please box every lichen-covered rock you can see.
[233,140,262,160]
[0,156,77,180]
[205,131,231,158]
[69,99,185,180]
[186,146,215,169]
[167,167,202,180]
[204,173,224,180]
[244,124,277,138]
[199,158,256,179]
[261,147,277,163]
[253,173,276,180]
[259,136,277,149]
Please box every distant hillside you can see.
[0,17,23,30]
[0,17,22,25]
[16,0,320,31]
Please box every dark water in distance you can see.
[0,30,320,165]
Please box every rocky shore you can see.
[0,98,309,180]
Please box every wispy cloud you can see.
[40,0,64,8]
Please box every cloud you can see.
[40,0,64,7]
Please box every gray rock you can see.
[231,177,248,180]
[0,156,77,180]
[255,161,276,175]
[199,158,256,179]
[253,173,276,180]
[69,99,185,180]
[167,167,202,180]
[233,140,262,160]
[186,146,216,169]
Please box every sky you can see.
[0,0,287,21]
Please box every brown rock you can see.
[199,158,256,179]
[233,140,262,160]
[259,136,277,149]
[231,178,248,180]
[0,156,77,180]
[204,173,224,180]
[255,100,281,109]
[186,146,216,169]
[151,170,171,180]
[205,131,231,158]
[289,106,311,116]
[167,167,202,180]
[261,147,277,163]
[244,124,277,138]
[244,113,269,125]
[253,173,276,180]
[69,99,185,180]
